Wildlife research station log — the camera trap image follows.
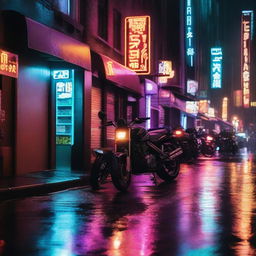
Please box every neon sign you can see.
[158,60,175,84]
[222,97,228,121]
[187,80,198,96]
[211,48,222,89]
[186,101,198,115]
[0,49,18,78]
[125,16,151,75]
[241,10,253,108]
[185,0,195,67]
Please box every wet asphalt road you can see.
[1,149,256,256]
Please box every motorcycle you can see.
[172,127,199,162]
[217,131,238,156]
[90,111,183,192]
[200,134,216,157]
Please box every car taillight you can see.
[206,136,213,141]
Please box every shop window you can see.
[98,0,108,41]
[113,9,121,50]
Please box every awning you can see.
[172,91,196,101]
[26,17,91,70]
[91,51,142,95]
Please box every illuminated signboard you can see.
[199,100,210,114]
[207,107,215,118]
[185,0,195,67]
[186,101,198,115]
[0,49,18,78]
[234,90,243,107]
[158,60,175,84]
[53,70,70,79]
[211,47,223,89]
[125,16,151,75]
[222,97,228,121]
[187,80,198,96]
[241,10,253,108]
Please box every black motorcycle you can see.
[217,131,238,156]
[90,112,183,191]
[200,134,216,157]
[172,127,199,162]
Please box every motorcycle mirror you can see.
[98,111,106,121]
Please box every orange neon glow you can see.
[0,49,18,78]
[106,61,114,76]
[222,97,228,121]
[125,16,151,75]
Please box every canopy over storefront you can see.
[91,51,142,95]
[0,11,91,70]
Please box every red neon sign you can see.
[0,49,18,78]
[125,16,151,75]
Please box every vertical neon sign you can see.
[125,16,151,75]
[185,0,195,67]
[241,10,253,108]
[222,97,228,121]
[211,48,223,89]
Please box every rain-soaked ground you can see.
[1,149,256,256]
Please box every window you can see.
[113,9,121,50]
[98,0,108,41]
[52,0,71,15]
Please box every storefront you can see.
[91,51,142,153]
[143,79,158,129]
[0,11,91,176]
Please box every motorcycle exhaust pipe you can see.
[168,147,183,160]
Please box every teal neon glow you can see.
[53,70,70,80]
[185,0,195,67]
[55,69,74,145]
[210,48,222,89]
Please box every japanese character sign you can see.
[0,49,18,78]
[125,16,151,75]
[210,48,222,89]
[241,10,253,108]
[185,0,195,67]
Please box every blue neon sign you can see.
[185,0,195,67]
[211,48,223,89]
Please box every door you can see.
[0,75,15,176]
[53,69,74,170]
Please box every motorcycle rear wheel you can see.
[156,159,180,182]
[90,155,109,190]
[111,155,131,192]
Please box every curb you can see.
[0,176,89,201]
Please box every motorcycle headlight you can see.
[174,130,183,137]
[116,130,128,141]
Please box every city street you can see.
[1,149,256,256]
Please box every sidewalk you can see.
[0,169,90,201]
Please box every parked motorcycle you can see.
[172,127,199,162]
[90,112,183,191]
[217,130,238,155]
[200,134,216,157]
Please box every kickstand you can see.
[151,172,158,185]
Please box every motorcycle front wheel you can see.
[90,154,110,190]
[202,146,215,157]
[111,155,131,192]
[156,159,180,182]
